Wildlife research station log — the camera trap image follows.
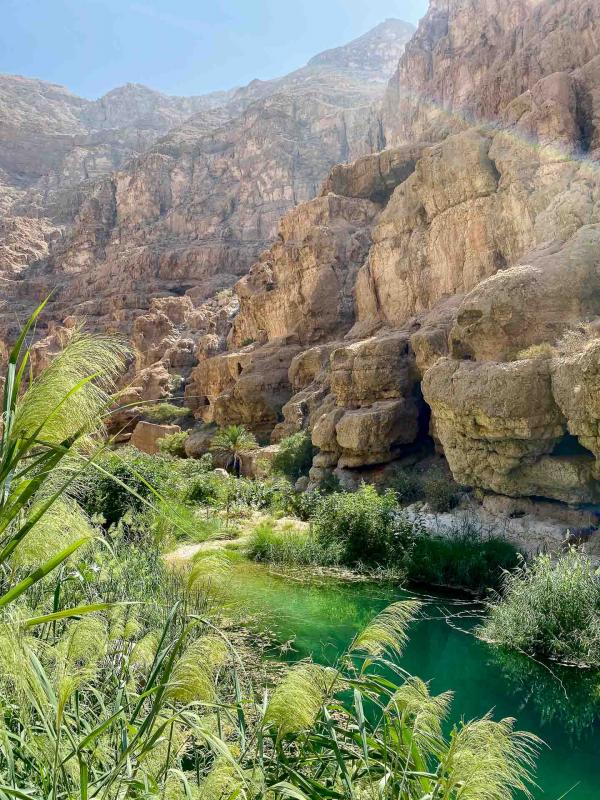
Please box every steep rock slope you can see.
[191,0,600,506]
[0,77,233,273]
[0,20,414,363]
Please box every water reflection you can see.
[489,648,600,740]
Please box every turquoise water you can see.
[224,562,600,800]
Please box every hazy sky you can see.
[1,0,428,99]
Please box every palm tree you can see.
[210,424,258,476]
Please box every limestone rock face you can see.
[194,0,600,502]
[422,358,569,496]
[230,195,378,347]
[0,20,413,376]
[382,0,600,147]
[4,1,600,511]
[300,331,423,470]
[449,229,600,362]
[186,340,302,438]
[551,336,600,467]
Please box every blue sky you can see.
[1,0,428,99]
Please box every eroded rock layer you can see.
[188,0,600,506]
[3,1,600,511]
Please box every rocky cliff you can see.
[3,2,600,514]
[0,19,413,341]
[186,0,600,509]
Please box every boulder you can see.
[130,421,181,455]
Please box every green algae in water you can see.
[223,560,600,800]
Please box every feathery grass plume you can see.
[349,599,422,660]
[137,716,191,782]
[9,497,95,570]
[60,615,108,669]
[130,630,161,672]
[264,662,337,739]
[389,676,452,752]
[54,616,109,725]
[12,331,129,447]
[108,602,142,642]
[200,758,248,800]
[187,552,233,594]
[166,634,229,704]
[439,715,541,800]
[0,622,46,708]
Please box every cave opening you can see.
[551,434,595,459]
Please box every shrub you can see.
[285,488,323,521]
[185,471,228,506]
[158,429,189,457]
[311,484,404,565]
[480,548,600,666]
[421,466,461,512]
[388,466,423,504]
[515,342,554,360]
[247,520,343,566]
[406,527,521,594]
[319,471,343,494]
[77,447,172,525]
[143,401,192,424]
[272,431,315,482]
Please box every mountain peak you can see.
[307,18,415,79]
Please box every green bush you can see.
[319,471,343,494]
[388,466,423,504]
[247,520,343,566]
[185,472,295,513]
[143,401,192,424]
[185,471,228,506]
[77,448,172,526]
[480,548,600,666]
[421,466,461,512]
[284,488,324,521]
[406,527,521,594]
[158,429,189,457]
[311,484,403,565]
[272,431,315,482]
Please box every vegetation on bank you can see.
[0,309,538,798]
[481,549,600,667]
[246,484,521,594]
[271,430,315,482]
[142,401,193,425]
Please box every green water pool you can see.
[222,561,600,800]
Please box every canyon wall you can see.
[3,2,600,511]
[0,19,413,349]
[187,0,600,506]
